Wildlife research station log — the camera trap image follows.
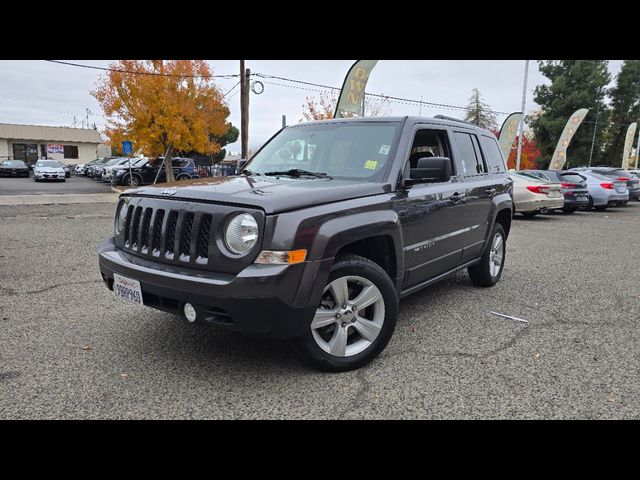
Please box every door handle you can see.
[485,188,497,196]
[449,192,466,203]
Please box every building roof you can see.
[0,123,104,144]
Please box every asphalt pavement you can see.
[0,201,638,419]
[0,174,113,195]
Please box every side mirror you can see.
[403,157,452,187]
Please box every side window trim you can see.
[470,134,488,175]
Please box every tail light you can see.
[526,185,550,194]
[600,182,614,189]
[615,177,630,181]
[560,182,577,188]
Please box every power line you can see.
[253,72,513,115]
[45,60,240,79]
[223,80,241,98]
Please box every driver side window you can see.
[408,129,453,180]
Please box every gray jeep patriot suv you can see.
[98,116,513,371]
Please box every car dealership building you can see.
[0,123,109,166]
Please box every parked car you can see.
[572,167,640,202]
[81,158,104,175]
[0,160,30,177]
[63,165,71,178]
[510,172,564,217]
[568,170,628,210]
[33,159,66,182]
[75,164,85,175]
[98,115,514,371]
[518,169,590,212]
[111,157,198,187]
[102,157,148,183]
[89,157,127,180]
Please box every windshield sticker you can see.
[364,160,378,170]
[379,145,391,155]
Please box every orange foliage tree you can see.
[494,129,542,170]
[92,60,230,182]
[301,90,392,121]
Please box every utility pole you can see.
[588,102,601,167]
[515,60,530,171]
[240,60,249,160]
[282,115,286,128]
[86,108,91,128]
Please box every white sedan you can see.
[510,172,564,217]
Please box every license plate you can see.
[577,196,587,201]
[113,273,144,306]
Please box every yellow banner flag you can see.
[622,122,637,169]
[335,60,378,118]
[548,108,589,171]
[498,112,523,160]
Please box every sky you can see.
[0,60,624,155]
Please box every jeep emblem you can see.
[160,189,177,196]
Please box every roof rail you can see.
[433,114,479,127]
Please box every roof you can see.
[0,123,103,143]
[291,116,494,134]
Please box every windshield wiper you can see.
[240,169,260,176]
[263,169,330,179]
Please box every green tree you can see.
[530,60,610,168]
[601,60,640,167]
[464,88,497,130]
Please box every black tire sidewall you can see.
[295,255,398,372]
[468,223,506,287]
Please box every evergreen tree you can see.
[602,60,640,167]
[530,60,610,168]
[464,88,497,130]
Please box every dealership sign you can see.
[47,144,64,154]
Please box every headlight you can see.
[224,213,258,255]
[116,170,125,176]
[115,200,129,233]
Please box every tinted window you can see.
[64,145,79,159]
[453,132,481,176]
[480,136,506,174]
[2,161,26,167]
[172,159,191,168]
[470,135,487,174]
[558,173,585,183]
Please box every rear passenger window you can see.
[480,136,506,174]
[453,132,483,176]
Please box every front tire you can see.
[562,206,576,213]
[294,254,398,372]
[176,174,191,181]
[468,223,506,287]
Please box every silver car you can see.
[33,159,66,182]
[570,170,628,210]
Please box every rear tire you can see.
[468,223,506,287]
[594,205,607,211]
[562,206,576,213]
[521,211,537,218]
[176,174,191,181]
[585,196,594,211]
[294,254,398,372]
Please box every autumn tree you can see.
[464,88,497,130]
[92,60,233,183]
[301,90,392,121]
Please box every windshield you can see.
[2,161,26,167]
[35,161,61,168]
[244,122,401,181]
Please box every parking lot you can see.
[0,174,113,195]
[0,200,638,419]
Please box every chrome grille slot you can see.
[152,209,165,253]
[164,210,179,255]
[198,214,212,259]
[139,208,153,251]
[123,205,134,244]
[179,212,195,258]
[130,206,143,248]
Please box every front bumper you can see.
[35,173,65,180]
[98,237,327,339]
[628,187,640,200]
[0,170,29,177]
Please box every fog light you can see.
[183,303,197,323]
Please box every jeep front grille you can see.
[123,207,213,263]
[117,197,263,273]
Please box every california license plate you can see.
[113,273,144,306]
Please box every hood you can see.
[125,175,390,214]
[35,167,64,173]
